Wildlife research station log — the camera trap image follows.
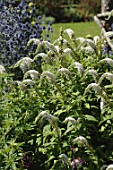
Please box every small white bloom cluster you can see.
[86,39,96,50]
[27,38,41,46]
[35,111,58,130]
[42,41,58,54]
[64,28,75,39]
[41,71,55,83]
[72,62,84,75]
[93,36,100,45]
[100,97,105,111]
[59,154,68,163]
[58,68,71,77]
[0,65,6,74]
[76,37,85,43]
[54,45,60,52]
[105,31,113,37]
[106,164,113,170]
[84,69,99,83]
[14,57,33,73]
[63,48,72,54]
[98,72,113,85]
[21,79,35,89]
[84,83,102,95]
[64,117,77,125]
[99,58,113,68]
[24,70,40,80]
[33,53,47,61]
[82,46,95,54]
[73,136,88,146]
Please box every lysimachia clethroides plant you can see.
[1,26,113,170]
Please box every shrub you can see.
[1,26,113,170]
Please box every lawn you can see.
[51,21,100,41]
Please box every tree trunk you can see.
[101,0,113,31]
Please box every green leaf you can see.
[99,114,113,125]
[84,115,98,122]
[44,155,55,164]
[54,110,66,116]
[85,103,90,109]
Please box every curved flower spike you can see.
[93,36,100,45]
[73,136,88,147]
[70,62,84,75]
[41,71,55,83]
[0,65,6,74]
[99,58,113,68]
[64,28,75,39]
[27,38,41,46]
[63,48,72,54]
[58,68,71,78]
[106,164,113,170]
[24,70,40,80]
[83,69,99,83]
[13,57,33,73]
[84,83,102,95]
[98,72,113,85]
[59,154,68,163]
[86,39,96,50]
[33,53,47,62]
[21,79,35,89]
[105,31,113,38]
[64,117,77,125]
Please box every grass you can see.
[51,21,100,41]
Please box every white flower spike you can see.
[106,164,113,170]
[0,65,6,74]
[73,136,88,146]
[59,154,68,163]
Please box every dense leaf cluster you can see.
[1,27,113,170]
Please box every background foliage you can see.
[34,0,101,22]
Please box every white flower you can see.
[0,65,6,73]
[35,111,47,123]
[83,46,94,53]
[14,57,33,73]
[27,38,41,46]
[100,97,105,111]
[98,72,113,85]
[21,79,35,87]
[86,39,96,50]
[71,62,84,75]
[106,164,113,170]
[24,70,40,80]
[99,58,113,68]
[55,45,60,52]
[35,111,58,131]
[13,80,22,86]
[59,154,68,163]
[63,48,72,54]
[64,29,75,39]
[73,136,88,146]
[33,53,47,61]
[41,71,55,83]
[84,83,102,95]
[58,68,71,76]
[93,36,100,45]
[76,37,85,43]
[64,117,77,125]
[42,41,57,54]
[83,69,99,83]
[105,31,113,37]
